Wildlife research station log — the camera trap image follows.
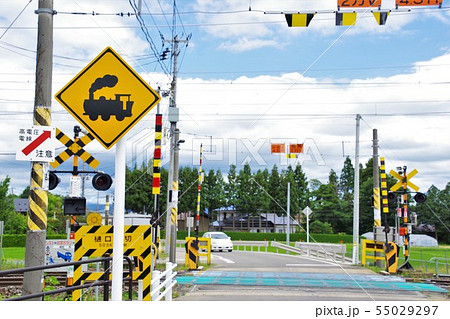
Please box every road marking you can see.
[286,263,340,267]
[212,254,235,264]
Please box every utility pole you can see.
[352,114,361,265]
[165,36,186,262]
[23,0,54,299]
[169,128,181,262]
[372,129,383,267]
[372,129,381,227]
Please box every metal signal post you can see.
[397,166,414,270]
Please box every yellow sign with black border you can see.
[55,47,161,149]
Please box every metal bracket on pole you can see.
[35,8,56,15]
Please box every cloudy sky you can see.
[1,0,450,208]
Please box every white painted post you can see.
[138,280,143,301]
[307,214,310,243]
[111,138,126,301]
[165,262,173,301]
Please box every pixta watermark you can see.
[191,138,325,167]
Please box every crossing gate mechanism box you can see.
[73,225,153,301]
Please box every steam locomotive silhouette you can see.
[83,74,133,121]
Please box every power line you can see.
[0,0,32,40]
[128,0,171,75]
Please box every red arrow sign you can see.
[21,130,52,156]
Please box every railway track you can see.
[410,277,450,288]
[0,272,68,288]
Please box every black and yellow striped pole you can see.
[27,107,51,233]
[380,158,398,273]
[196,144,203,240]
[398,166,413,270]
[186,144,203,270]
[152,113,162,256]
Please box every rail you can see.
[271,241,351,263]
[150,262,177,301]
[0,255,135,301]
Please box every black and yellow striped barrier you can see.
[73,225,152,301]
[361,239,385,266]
[384,241,399,274]
[185,237,211,268]
[185,238,199,270]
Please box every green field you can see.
[1,247,25,260]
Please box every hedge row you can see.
[176,231,355,244]
[1,232,354,247]
[1,234,64,247]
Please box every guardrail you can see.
[0,255,134,301]
[294,242,348,262]
[272,241,351,263]
[150,262,177,301]
[176,238,350,263]
[233,240,269,252]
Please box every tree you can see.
[253,168,270,230]
[293,164,309,210]
[203,169,226,222]
[339,156,354,200]
[47,193,65,235]
[311,170,349,234]
[268,164,283,216]
[253,168,270,212]
[0,177,12,221]
[414,184,450,243]
[0,177,26,234]
[235,163,254,217]
[125,164,152,213]
[310,220,333,234]
[225,165,238,208]
[178,166,199,213]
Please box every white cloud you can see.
[1,0,450,206]
[218,37,280,52]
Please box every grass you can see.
[1,247,26,270]
[1,247,25,260]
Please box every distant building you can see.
[177,211,210,232]
[211,206,299,233]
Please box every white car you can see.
[203,232,233,252]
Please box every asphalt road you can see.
[173,249,448,301]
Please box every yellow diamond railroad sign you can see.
[55,47,161,149]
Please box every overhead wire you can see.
[128,0,171,75]
[0,0,33,40]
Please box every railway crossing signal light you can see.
[387,191,396,203]
[92,173,113,191]
[49,171,60,190]
[413,192,427,204]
